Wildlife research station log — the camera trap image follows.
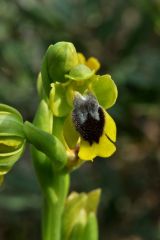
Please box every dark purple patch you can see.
[73,106,105,145]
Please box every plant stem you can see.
[42,171,70,240]
[28,101,70,240]
[42,198,61,240]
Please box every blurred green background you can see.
[0,0,160,239]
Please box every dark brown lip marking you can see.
[105,134,114,144]
[72,94,105,145]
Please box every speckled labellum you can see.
[72,93,105,145]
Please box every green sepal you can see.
[0,104,23,122]
[86,189,101,214]
[63,113,79,149]
[0,114,24,138]
[62,192,87,240]
[0,137,24,155]
[0,104,25,178]
[0,143,25,174]
[41,42,79,96]
[49,83,71,117]
[62,189,101,240]
[69,222,85,240]
[91,74,118,109]
[24,121,67,171]
[83,212,98,240]
[65,64,95,81]
[52,116,68,149]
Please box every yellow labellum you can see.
[78,111,116,161]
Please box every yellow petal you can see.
[104,111,116,142]
[86,57,100,72]
[96,134,116,158]
[78,133,116,161]
[78,140,97,161]
[77,53,86,64]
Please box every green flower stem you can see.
[31,144,70,240]
[24,100,70,240]
[42,172,69,240]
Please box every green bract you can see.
[24,121,67,171]
[0,104,25,182]
[41,42,79,96]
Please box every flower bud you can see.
[61,189,101,239]
[41,41,79,96]
[0,104,25,183]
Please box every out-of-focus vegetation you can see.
[0,0,160,239]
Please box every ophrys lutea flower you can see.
[39,42,117,162]
[71,93,116,161]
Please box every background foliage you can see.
[0,0,160,239]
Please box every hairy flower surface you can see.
[72,93,116,161]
